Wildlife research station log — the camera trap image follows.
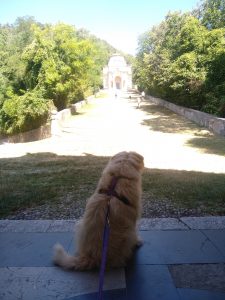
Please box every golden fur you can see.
[53,151,144,270]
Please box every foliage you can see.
[134,0,225,117]
[0,89,49,134]
[0,17,117,135]
[194,0,225,29]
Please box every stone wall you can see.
[51,99,89,136]
[0,124,51,143]
[146,95,225,136]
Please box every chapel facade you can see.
[103,54,132,91]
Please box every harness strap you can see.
[98,177,130,206]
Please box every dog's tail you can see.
[53,244,77,269]
[53,243,96,270]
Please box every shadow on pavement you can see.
[140,103,205,134]
[140,102,225,156]
[186,136,225,156]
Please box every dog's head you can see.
[104,151,144,179]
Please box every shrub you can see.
[0,89,49,135]
[202,93,225,117]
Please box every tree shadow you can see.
[1,152,225,219]
[140,103,205,134]
[141,102,225,156]
[186,136,225,156]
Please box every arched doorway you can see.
[115,76,122,89]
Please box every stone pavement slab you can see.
[132,230,224,265]
[169,264,225,293]
[203,229,225,257]
[0,233,72,267]
[0,267,125,300]
[125,264,180,300]
[180,216,225,230]
[0,220,78,233]
[138,218,188,230]
[177,288,225,300]
[65,289,126,300]
[1,216,225,233]
[0,218,225,300]
[0,220,52,232]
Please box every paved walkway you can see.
[0,217,225,300]
[1,91,225,173]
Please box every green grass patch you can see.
[0,153,108,218]
[143,168,225,215]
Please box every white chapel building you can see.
[103,54,132,91]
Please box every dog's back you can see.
[53,151,144,270]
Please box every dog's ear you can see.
[128,152,144,172]
[111,151,128,162]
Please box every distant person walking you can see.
[137,91,145,108]
[114,89,120,99]
[137,97,141,108]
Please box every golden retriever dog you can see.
[53,151,144,270]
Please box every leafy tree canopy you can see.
[0,17,119,135]
[134,0,225,117]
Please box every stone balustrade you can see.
[147,95,225,136]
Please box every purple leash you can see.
[97,201,110,300]
[97,177,118,300]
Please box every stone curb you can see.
[1,216,225,232]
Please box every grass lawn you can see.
[0,152,225,219]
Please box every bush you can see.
[202,93,225,117]
[0,90,49,135]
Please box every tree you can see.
[134,9,225,116]
[0,17,121,134]
[195,0,225,29]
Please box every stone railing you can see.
[51,99,89,136]
[146,95,225,136]
[0,124,51,143]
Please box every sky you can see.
[0,0,201,55]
